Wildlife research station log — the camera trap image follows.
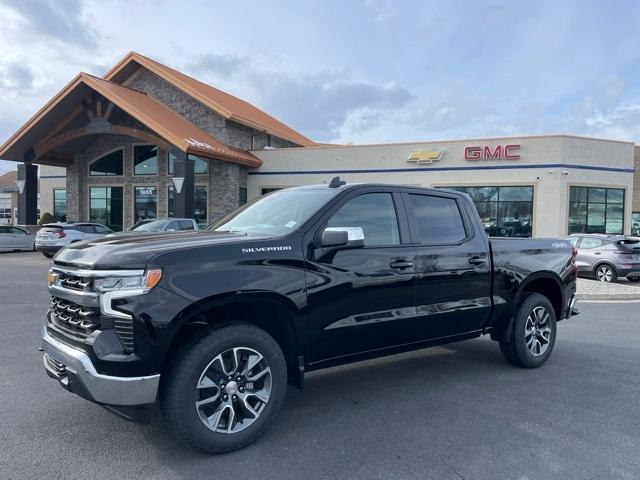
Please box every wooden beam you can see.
[81,99,95,120]
[104,101,115,120]
[96,100,102,118]
[35,105,84,150]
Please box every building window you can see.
[53,189,66,222]
[134,145,158,175]
[168,185,208,224]
[90,149,123,176]
[168,153,208,175]
[239,187,247,205]
[261,188,282,195]
[439,186,534,237]
[90,186,123,231]
[568,186,624,234]
[633,212,640,236]
[134,186,158,222]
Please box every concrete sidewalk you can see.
[576,277,640,300]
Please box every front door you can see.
[403,190,492,339]
[304,189,419,364]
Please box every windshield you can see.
[131,220,167,232]
[210,188,337,236]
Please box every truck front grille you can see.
[57,272,93,291]
[49,297,101,338]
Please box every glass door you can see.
[90,186,123,231]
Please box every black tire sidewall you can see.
[512,293,557,368]
[162,323,287,453]
[595,263,617,282]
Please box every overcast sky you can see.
[1,0,640,174]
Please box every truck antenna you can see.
[329,176,346,188]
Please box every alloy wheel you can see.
[195,347,272,434]
[525,306,552,357]
[596,265,613,282]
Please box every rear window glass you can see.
[76,225,96,233]
[580,238,604,249]
[178,220,194,230]
[409,194,467,244]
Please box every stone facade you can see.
[126,69,299,150]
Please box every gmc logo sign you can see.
[464,144,520,160]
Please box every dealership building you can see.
[0,52,638,237]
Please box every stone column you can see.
[17,162,38,225]
[65,155,84,222]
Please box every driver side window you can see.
[327,193,400,247]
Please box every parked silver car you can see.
[128,218,198,232]
[35,222,113,258]
[564,234,640,282]
[0,225,35,252]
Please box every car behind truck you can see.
[42,180,578,453]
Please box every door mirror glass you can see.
[321,227,365,249]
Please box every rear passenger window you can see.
[580,238,603,249]
[166,221,179,231]
[409,194,467,244]
[76,225,96,233]
[327,193,400,246]
[178,220,194,230]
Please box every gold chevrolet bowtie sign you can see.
[406,149,445,165]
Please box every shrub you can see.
[38,212,55,226]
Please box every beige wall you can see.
[250,135,635,238]
[634,146,640,213]
[39,165,66,217]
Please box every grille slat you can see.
[49,296,101,338]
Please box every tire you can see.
[42,252,53,258]
[628,277,640,283]
[595,263,617,282]
[499,293,557,368]
[160,322,287,454]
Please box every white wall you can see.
[250,135,635,237]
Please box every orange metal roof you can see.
[0,73,262,168]
[104,52,315,147]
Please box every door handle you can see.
[594,252,601,255]
[390,260,414,270]
[468,256,487,266]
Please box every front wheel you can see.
[499,293,557,368]
[160,323,287,454]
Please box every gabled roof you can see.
[104,52,315,147]
[0,73,261,167]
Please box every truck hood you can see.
[53,231,268,269]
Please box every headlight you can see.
[94,269,162,293]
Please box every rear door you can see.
[404,190,492,338]
[305,187,419,363]
[10,227,32,250]
[575,236,604,272]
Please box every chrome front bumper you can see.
[42,326,159,406]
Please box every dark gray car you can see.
[564,234,640,282]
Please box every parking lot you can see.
[1,251,640,480]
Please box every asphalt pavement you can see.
[1,251,639,480]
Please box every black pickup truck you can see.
[42,180,578,453]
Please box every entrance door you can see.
[90,186,123,231]
[305,189,419,364]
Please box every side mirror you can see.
[320,227,365,249]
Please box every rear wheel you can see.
[499,293,557,368]
[160,323,287,454]
[595,263,617,282]
[628,277,640,283]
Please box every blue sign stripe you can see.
[248,163,635,175]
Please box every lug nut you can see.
[237,376,242,381]
[239,386,244,392]
[232,395,237,400]
[223,394,228,401]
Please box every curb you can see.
[576,293,640,301]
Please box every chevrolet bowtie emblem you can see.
[407,149,445,164]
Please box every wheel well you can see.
[520,277,563,320]
[594,261,617,273]
[164,299,301,388]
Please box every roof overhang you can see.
[0,73,261,168]
[104,52,315,147]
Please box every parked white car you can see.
[0,225,35,252]
[35,222,113,258]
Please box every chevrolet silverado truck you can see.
[42,179,578,453]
